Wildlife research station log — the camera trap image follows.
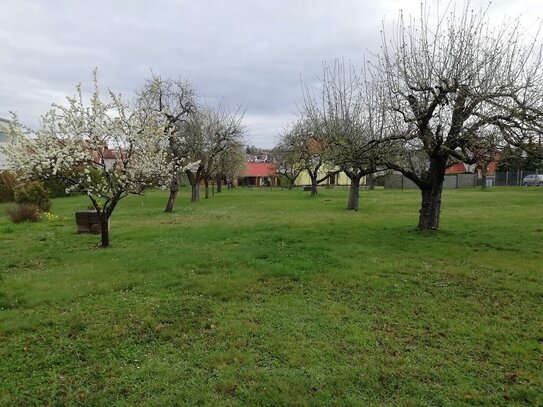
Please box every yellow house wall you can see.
[295,165,364,186]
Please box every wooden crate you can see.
[75,211,108,234]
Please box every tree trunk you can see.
[100,217,110,247]
[415,156,447,230]
[191,183,200,203]
[286,175,296,190]
[347,176,361,210]
[367,173,376,190]
[164,176,179,212]
[185,169,201,203]
[417,184,443,230]
[217,176,222,193]
[481,165,488,190]
[309,174,318,196]
[204,176,209,199]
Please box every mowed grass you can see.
[0,186,542,406]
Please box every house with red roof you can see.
[238,162,277,187]
[445,158,498,177]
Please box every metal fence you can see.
[494,169,542,186]
[384,169,543,189]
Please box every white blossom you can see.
[3,72,188,246]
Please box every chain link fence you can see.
[494,169,542,186]
[384,169,543,189]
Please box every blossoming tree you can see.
[6,73,183,247]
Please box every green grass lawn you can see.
[0,187,542,406]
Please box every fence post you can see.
[505,171,508,187]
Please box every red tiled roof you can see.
[445,162,466,174]
[243,162,277,177]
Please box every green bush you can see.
[14,181,51,212]
[0,171,19,203]
[6,203,40,223]
[43,178,69,198]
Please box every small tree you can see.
[272,137,305,190]
[466,130,501,189]
[5,73,178,247]
[303,61,382,210]
[213,140,246,192]
[497,143,543,171]
[137,76,197,212]
[182,103,245,202]
[279,119,338,196]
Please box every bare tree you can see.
[465,129,501,189]
[137,76,197,212]
[272,133,305,189]
[183,103,245,202]
[375,2,543,229]
[279,119,338,196]
[303,61,383,210]
[213,140,246,192]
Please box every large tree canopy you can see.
[374,3,543,229]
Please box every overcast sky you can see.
[1,1,542,148]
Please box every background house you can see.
[238,162,277,187]
[295,167,353,187]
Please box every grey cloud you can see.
[1,0,540,147]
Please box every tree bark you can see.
[411,156,447,230]
[100,217,109,247]
[217,176,222,193]
[164,176,179,212]
[481,164,488,190]
[367,173,376,190]
[310,176,318,196]
[185,169,201,203]
[191,183,200,203]
[417,184,443,230]
[347,175,362,210]
[204,176,209,199]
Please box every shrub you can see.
[6,204,40,223]
[43,178,69,198]
[14,181,51,212]
[0,171,19,203]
